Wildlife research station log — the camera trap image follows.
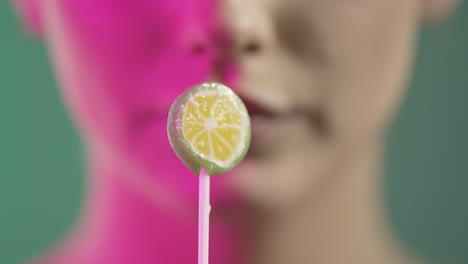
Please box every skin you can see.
[12,0,457,263]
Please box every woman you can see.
[13,0,457,263]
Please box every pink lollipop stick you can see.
[198,168,211,264]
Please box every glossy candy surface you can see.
[168,82,251,175]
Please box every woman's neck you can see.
[251,143,417,264]
[37,152,247,264]
[36,143,417,264]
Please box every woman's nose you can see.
[205,0,275,89]
[222,0,274,59]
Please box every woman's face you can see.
[34,0,420,211]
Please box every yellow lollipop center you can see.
[182,89,247,167]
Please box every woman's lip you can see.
[128,107,168,136]
[239,95,285,144]
[240,95,279,119]
[133,96,294,143]
[250,114,285,144]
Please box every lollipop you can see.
[167,82,251,264]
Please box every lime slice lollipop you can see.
[168,82,251,264]
[167,82,251,176]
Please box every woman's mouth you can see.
[240,94,330,158]
[240,96,284,146]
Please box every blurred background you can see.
[0,1,467,264]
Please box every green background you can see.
[1,2,467,263]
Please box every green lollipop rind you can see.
[167,82,251,176]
